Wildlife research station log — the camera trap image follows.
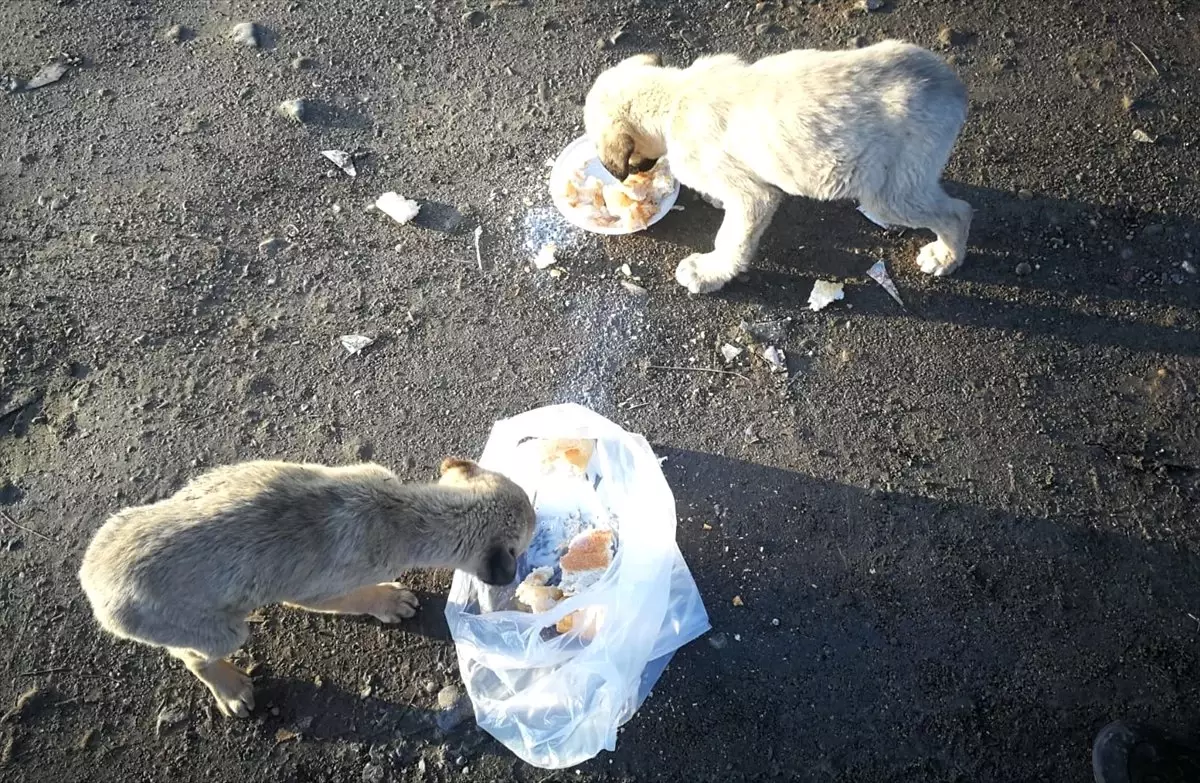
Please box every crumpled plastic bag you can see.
[444,403,710,769]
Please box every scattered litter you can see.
[258,237,290,258]
[320,150,356,177]
[620,280,648,297]
[808,280,845,311]
[277,98,308,124]
[731,595,744,607]
[702,523,713,530]
[761,346,787,373]
[154,705,188,736]
[0,687,42,724]
[670,204,686,211]
[375,192,421,225]
[534,242,558,269]
[865,260,904,308]
[1132,129,1156,144]
[473,225,484,270]
[19,55,78,92]
[229,22,261,48]
[719,343,743,364]
[340,335,374,355]
[739,317,790,344]
[857,205,891,229]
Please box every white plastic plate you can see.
[548,136,680,235]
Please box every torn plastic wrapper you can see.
[865,259,905,308]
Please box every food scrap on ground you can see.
[534,242,558,269]
[375,192,421,225]
[808,280,845,311]
[339,334,373,354]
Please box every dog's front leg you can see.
[675,185,781,294]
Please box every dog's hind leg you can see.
[675,183,782,294]
[861,183,972,277]
[162,616,254,718]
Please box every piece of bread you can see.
[515,566,564,613]
[556,606,605,640]
[538,438,595,474]
[558,529,614,596]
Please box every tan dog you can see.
[584,41,972,293]
[79,458,535,718]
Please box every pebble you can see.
[422,681,439,695]
[436,685,461,710]
[229,22,261,48]
[1132,129,1155,144]
[1017,188,1034,201]
[291,56,315,70]
[937,27,969,48]
[277,99,308,124]
[754,22,779,35]
[1182,260,1197,276]
[1015,262,1032,276]
[462,10,487,26]
[164,24,190,44]
[361,762,385,783]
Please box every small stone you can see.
[1017,188,1034,201]
[436,685,461,710]
[361,762,385,783]
[423,681,438,695]
[277,99,308,124]
[937,27,970,48]
[1182,260,1197,276]
[258,237,290,257]
[462,10,487,26]
[229,22,261,48]
[771,618,781,626]
[754,22,779,35]
[291,56,315,70]
[164,24,190,43]
[1015,262,1032,276]
[732,595,745,607]
[1132,128,1155,144]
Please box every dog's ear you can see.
[620,53,662,68]
[439,457,481,480]
[598,132,635,181]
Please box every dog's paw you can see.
[916,241,963,277]
[369,582,420,623]
[675,253,735,294]
[205,660,255,719]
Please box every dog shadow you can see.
[625,182,1199,355]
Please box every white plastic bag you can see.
[444,404,710,769]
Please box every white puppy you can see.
[584,41,973,293]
